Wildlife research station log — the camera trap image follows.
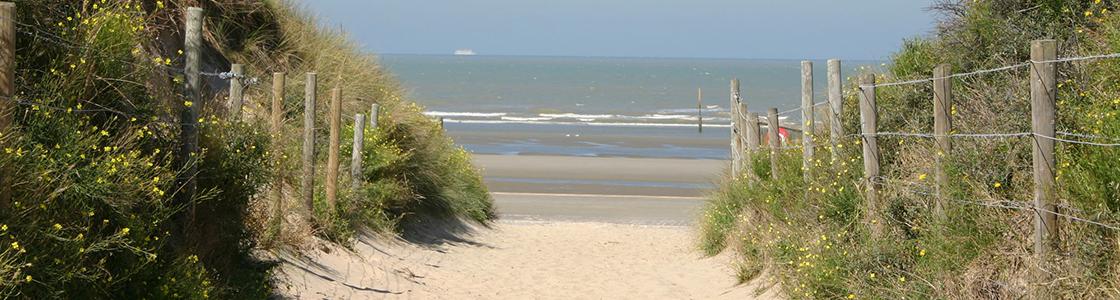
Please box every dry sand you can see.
[272,155,779,299]
[273,220,779,299]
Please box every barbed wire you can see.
[1056,131,1120,142]
[776,101,828,116]
[862,132,1033,139]
[859,52,1120,89]
[1035,133,1120,147]
[14,23,262,86]
[875,176,1120,230]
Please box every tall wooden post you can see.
[730,79,742,177]
[767,108,781,180]
[179,7,203,223]
[697,88,703,133]
[351,114,366,193]
[801,61,815,181]
[370,103,380,129]
[745,112,761,178]
[1030,39,1058,257]
[933,64,952,220]
[326,88,342,214]
[827,59,843,163]
[229,63,244,118]
[746,112,761,152]
[859,73,881,232]
[739,102,750,164]
[301,73,317,218]
[269,72,285,238]
[0,2,15,207]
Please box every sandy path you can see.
[274,220,777,299]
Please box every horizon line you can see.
[374,52,888,62]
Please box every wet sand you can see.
[473,154,727,197]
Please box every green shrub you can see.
[704,0,1120,298]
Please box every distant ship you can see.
[454,49,477,56]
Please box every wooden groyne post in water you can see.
[697,87,703,133]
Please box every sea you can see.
[380,54,879,160]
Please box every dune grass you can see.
[700,1,1120,298]
[0,0,492,297]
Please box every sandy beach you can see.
[271,154,779,299]
[273,220,777,299]
[474,154,726,197]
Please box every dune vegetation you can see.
[0,0,492,298]
[700,0,1120,298]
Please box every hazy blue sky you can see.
[296,0,939,60]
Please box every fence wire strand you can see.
[859,52,1120,89]
[875,176,1120,230]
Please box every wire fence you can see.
[729,41,1120,236]
[858,52,1120,89]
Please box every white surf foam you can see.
[424,111,507,118]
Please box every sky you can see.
[296,0,939,60]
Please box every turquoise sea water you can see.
[380,55,878,158]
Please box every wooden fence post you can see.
[745,112,760,178]
[179,7,203,224]
[0,2,14,207]
[301,73,317,219]
[801,60,815,182]
[351,114,365,193]
[746,112,761,152]
[697,87,703,133]
[933,64,952,220]
[269,72,285,237]
[1030,39,1058,257]
[859,73,881,233]
[739,102,750,166]
[737,92,749,158]
[730,79,742,177]
[767,108,780,180]
[326,88,341,214]
[370,103,380,129]
[229,63,244,118]
[827,59,843,163]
